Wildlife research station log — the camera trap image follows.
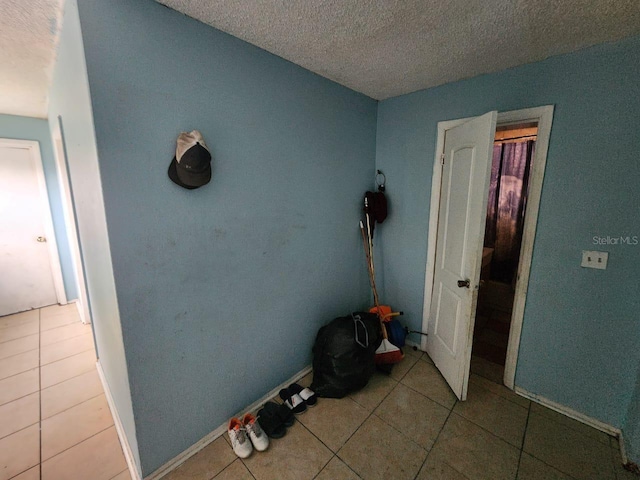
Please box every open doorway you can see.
[471,123,538,384]
[422,106,554,399]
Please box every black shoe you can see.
[257,402,286,439]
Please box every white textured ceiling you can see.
[157,0,640,100]
[0,0,64,118]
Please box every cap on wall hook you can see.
[375,170,386,192]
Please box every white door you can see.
[0,144,58,315]
[426,111,497,400]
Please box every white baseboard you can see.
[96,361,142,480]
[70,299,88,325]
[619,432,629,465]
[145,365,313,480]
[514,386,622,438]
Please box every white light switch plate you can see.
[581,250,608,270]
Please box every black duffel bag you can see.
[311,312,382,398]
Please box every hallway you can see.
[0,304,130,480]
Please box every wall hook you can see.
[376,170,386,192]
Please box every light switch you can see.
[581,250,608,270]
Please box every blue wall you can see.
[375,36,640,431]
[0,114,77,300]
[49,0,140,474]
[624,364,640,464]
[76,0,377,474]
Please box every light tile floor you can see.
[0,304,130,480]
[3,307,636,480]
[165,348,635,480]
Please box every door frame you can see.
[0,138,67,306]
[421,105,554,390]
[51,116,92,324]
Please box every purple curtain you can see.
[484,140,535,283]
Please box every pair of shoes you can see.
[227,413,269,458]
[257,401,294,439]
[279,383,318,415]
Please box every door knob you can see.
[457,279,470,288]
[36,236,47,243]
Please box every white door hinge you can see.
[440,153,445,164]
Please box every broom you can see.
[359,219,404,364]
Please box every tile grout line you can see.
[40,343,95,367]
[516,403,584,480]
[0,417,41,442]
[40,360,97,390]
[41,391,106,422]
[0,327,40,346]
[514,397,532,480]
[41,424,116,465]
[108,469,129,480]
[40,329,92,349]
[411,399,458,480]
[0,345,41,363]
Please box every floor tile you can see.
[0,368,39,406]
[0,321,39,344]
[0,423,40,480]
[296,371,313,388]
[420,352,435,365]
[315,456,360,480]
[0,334,39,360]
[349,371,398,411]
[517,452,575,480]
[404,346,424,360]
[0,310,38,330]
[40,332,94,365]
[10,466,41,480]
[415,455,470,480]
[0,392,40,440]
[388,351,420,381]
[470,355,504,384]
[375,383,450,451]
[610,436,620,450]
[41,426,127,480]
[213,460,253,480]
[110,470,132,480]
[453,381,528,448]
[40,305,81,331]
[243,421,332,480]
[468,374,529,408]
[42,394,114,460]
[40,322,92,347]
[0,349,39,380]
[338,415,427,480]
[416,413,520,480]
[611,448,640,480]
[401,360,457,409]
[41,349,96,388]
[297,397,369,452]
[163,437,236,480]
[523,412,615,480]
[41,369,104,419]
[529,402,611,446]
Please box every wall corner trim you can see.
[145,365,313,480]
[514,386,622,440]
[96,361,142,480]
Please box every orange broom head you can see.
[375,339,404,365]
[369,305,401,323]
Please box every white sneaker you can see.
[242,413,269,452]
[228,417,253,458]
